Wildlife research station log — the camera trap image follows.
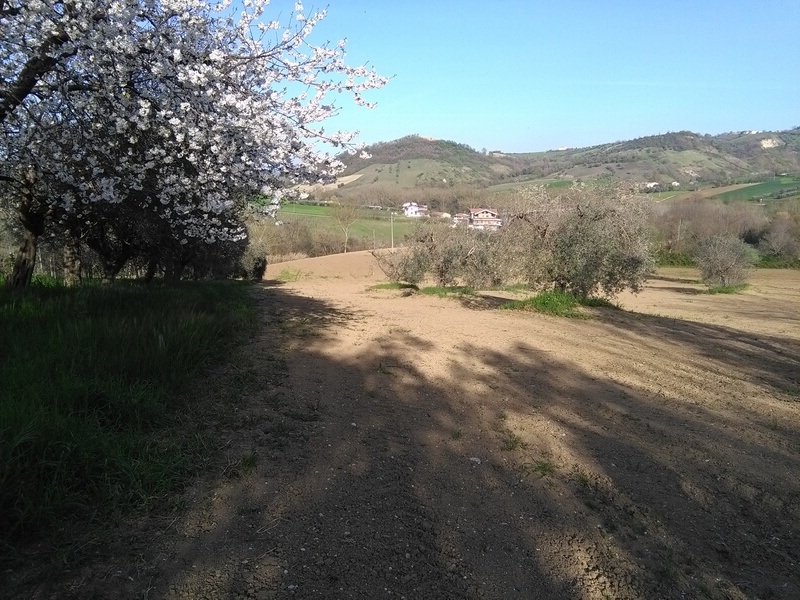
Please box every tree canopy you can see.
[0,0,386,286]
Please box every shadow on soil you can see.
[13,281,798,599]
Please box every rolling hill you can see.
[334,129,800,195]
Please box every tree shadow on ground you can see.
[592,307,800,395]
[648,275,701,285]
[650,285,705,295]
[19,281,797,599]
[148,282,798,599]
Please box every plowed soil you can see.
[9,253,800,599]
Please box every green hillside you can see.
[335,129,800,197]
[340,135,522,186]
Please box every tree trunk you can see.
[7,168,45,290]
[62,237,82,287]
[164,260,183,282]
[7,228,39,289]
[143,258,159,283]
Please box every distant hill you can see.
[335,130,800,194]
[338,135,528,187]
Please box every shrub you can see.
[693,235,756,288]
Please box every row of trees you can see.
[651,197,800,266]
[376,184,656,297]
[1,0,385,288]
[373,184,800,295]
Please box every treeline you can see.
[651,196,800,267]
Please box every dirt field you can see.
[10,253,800,599]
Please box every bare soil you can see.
[7,253,800,599]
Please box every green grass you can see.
[656,250,696,267]
[756,254,800,269]
[277,202,419,248]
[713,176,800,202]
[0,280,255,555]
[705,283,750,294]
[420,286,476,297]
[500,290,583,317]
[500,290,617,317]
[370,282,419,290]
[277,268,305,282]
[579,296,619,308]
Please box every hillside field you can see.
[330,131,800,199]
[276,203,423,248]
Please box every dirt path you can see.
[10,255,800,599]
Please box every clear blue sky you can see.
[298,0,799,153]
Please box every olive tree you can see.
[508,183,655,298]
[378,183,654,298]
[694,235,755,288]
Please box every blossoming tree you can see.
[0,0,386,287]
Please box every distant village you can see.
[401,202,503,230]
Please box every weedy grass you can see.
[277,268,305,282]
[705,283,750,294]
[503,433,529,451]
[0,280,255,555]
[370,282,419,290]
[500,290,616,317]
[420,286,476,298]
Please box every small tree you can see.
[694,235,755,288]
[331,198,360,253]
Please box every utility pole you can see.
[390,212,394,252]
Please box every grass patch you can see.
[0,280,255,558]
[705,283,749,294]
[502,433,529,451]
[522,460,557,477]
[713,176,800,202]
[277,268,305,282]
[500,290,584,317]
[370,282,419,290]
[500,290,617,317]
[420,285,476,297]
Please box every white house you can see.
[402,202,429,218]
[468,208,502,230]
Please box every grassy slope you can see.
[335,130,800,197]
[714,176,800,202]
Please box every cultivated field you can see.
[276,202,421,247]
[12,255,799,599]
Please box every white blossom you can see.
[1,0,386,265]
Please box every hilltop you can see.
[338,135,528,188]
[334,129,800,194]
